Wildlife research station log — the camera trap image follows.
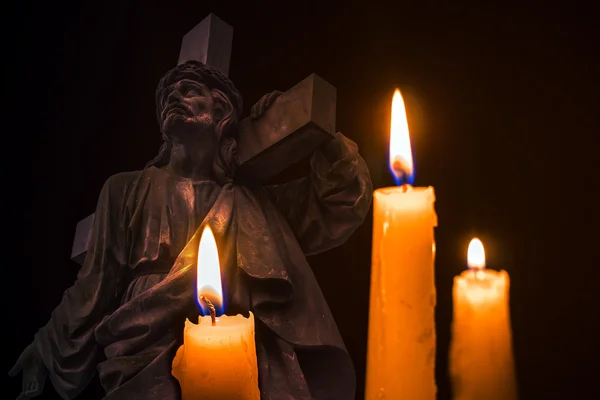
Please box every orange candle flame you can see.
[389,89,414,185]
[196,225,224,315]
[467,238,486,280]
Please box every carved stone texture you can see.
[71,15,232,265]
[178,13,233,76]
[71,74,337,264]
[236,74,337,183]
[20,17,373,396]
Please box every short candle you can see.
[172,226,260,400]
[449,238,517,400]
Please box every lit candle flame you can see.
[389,89,414,185]
[467,238,486,279]
[196,225,224,316]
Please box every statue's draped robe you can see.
[35,135,372,400]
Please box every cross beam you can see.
[71,13,336,264]
[178,13,233,74]
[237,73,336,181]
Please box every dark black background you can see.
[5,1,599,399]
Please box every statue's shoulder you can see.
[103,169,145,193]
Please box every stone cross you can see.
[71,13,337,264]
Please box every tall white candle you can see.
[365,89,438,399]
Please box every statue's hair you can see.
[145,62,241,184]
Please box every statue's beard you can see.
[161,108,216,138]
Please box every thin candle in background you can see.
[449,238,517,400]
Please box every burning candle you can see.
[449,238,517,400]
[365,89,438,399]
[171,225,260,400]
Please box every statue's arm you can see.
[33,175,129,399]
[264,132,373,255]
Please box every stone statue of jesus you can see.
[10,61,373,400]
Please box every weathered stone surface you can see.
[72,15,337,264]
[236,74,337,183]
[178,13,233,75]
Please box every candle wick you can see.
[199,295,217,326]
[402,183,409,193]
[470,267,485,281]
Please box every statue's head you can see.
[155,60,243,138]
[148,61,243,183]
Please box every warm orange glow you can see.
[467,238,486,271]
[197,225,223,312]
[389,89,414,182]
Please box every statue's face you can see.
[160,79,224,139]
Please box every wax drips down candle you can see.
[449,238,517,400]
[171,225,260,400]
[365,89,438,399]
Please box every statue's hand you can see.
[250,90,283,119]
[9,343,47,400]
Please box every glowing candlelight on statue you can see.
[449,238,517,400]
[172,225,260,400]
[365,89,438,400]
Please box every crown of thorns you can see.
[155,60,243,123]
